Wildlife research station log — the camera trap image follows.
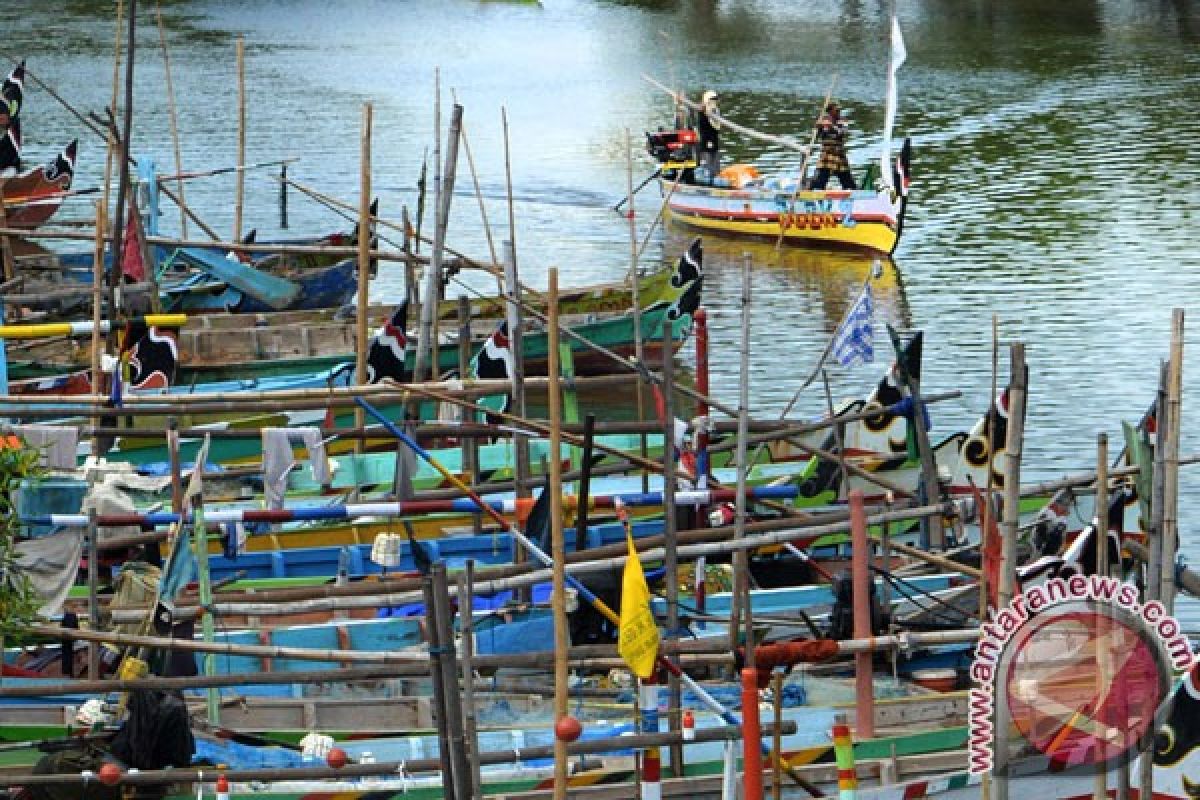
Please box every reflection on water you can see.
[4,0,1200,622]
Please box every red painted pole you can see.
[741,667,764,800]
[849,488,875,739]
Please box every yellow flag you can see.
[617,528,660,678]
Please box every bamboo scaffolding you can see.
[2,625,985,700]
[11,628,734,691]
[99,499,967,622]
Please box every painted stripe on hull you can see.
[667,208,898,254]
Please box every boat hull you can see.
[664,180,902,255]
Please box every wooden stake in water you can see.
[354,103,373,450]
[233,35,246,241]
[103,0,124,214]
[155,3,187,256]
[625,128,649,493]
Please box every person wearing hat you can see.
[693,89,722,183]
[812,101,856,190]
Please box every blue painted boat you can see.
[163,248,357,313]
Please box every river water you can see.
[4,0,1200,617]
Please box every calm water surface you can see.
[4,0,1200,615]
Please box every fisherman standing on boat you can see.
[812,101,856,190]
[693,90,721,183]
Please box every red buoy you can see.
[326,747,348,769]
[97,763,122,786]
[554,715,583,743]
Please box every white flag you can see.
[879,16,907,188]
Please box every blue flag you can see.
[829,284,874,367]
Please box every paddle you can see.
[613,167,661,214]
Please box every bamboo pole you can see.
[155,0,186,237]
[432,564,472,800]
[88,199,106,456]
[1140,364,1167,800]
[414,104,462,384]
[771,671,784,800]
[459,563,485,799]
[731,254,752,664]
[993,342,1027,800]
[85,510,99,679]
[458,297,483,532]
[106,0,137,312]
[548,268,569,799]
[422,572,459,800]
[625,129,649,493]
[503,239,532,504]
[1161,308,1184,612]
[450,89,502,296]
[192,483,219,724]
[233,36,246,242]
[1094,432,1109,800]
[890,328,945,548]
[0,226,420,262]
[643,75,809,153]
[103,0,124,214]
[355,103,373,449]
[663,319,684,776]
[3,723,797,787]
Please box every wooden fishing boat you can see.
[3,241,684,328]
[0,141,77,230]
[4,242,700,385]
[659,171,910,255]
[644,23,910,255]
